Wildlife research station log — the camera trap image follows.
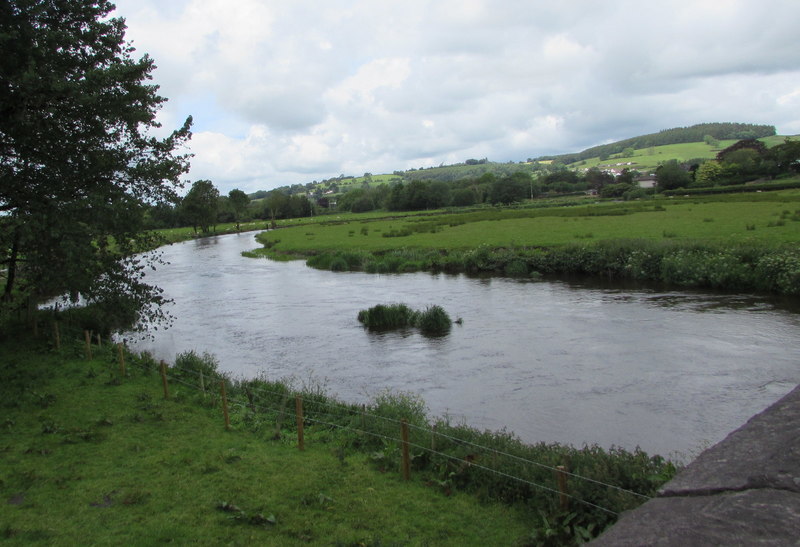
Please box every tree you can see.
[617,168,636,185]
[228,189,250,231]
[655,160,691,191]
[404,180,430,210]
[0,0,192,330]
[766,139,800,175]
[489,173,529,205]
[264,190,289,224]
[384,183,406,211]
[694,161,723,187]
[584,167,614,191]
[451,187,477,206]
[426,181,452,208]
[181,180,219,233]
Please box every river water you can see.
[126,232,800,459]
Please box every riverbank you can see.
[247,190,800,295]
[0,331,676,544]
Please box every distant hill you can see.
[535,122,776,165]
[250,122,781,197]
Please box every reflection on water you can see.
[127,232,800,459]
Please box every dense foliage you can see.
[0,0,192,330]
[671,138,800,189]
[301,240,800,296]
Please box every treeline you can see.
[402,161,541,184]
[334,172,543,213]
[143,136,799,232]
[657,138,800,191]
[142,181,314,233]
[539,123,776,165]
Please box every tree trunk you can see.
[2,229,20,303]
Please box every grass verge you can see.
[1,327,677,545]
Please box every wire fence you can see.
[40,321,673,520]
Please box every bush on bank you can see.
[304,241,800,295]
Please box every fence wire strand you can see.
[156,361,646,513]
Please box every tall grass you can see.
[356,304,417,330]
[357,303,453,336]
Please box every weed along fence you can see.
[42,321,675,538]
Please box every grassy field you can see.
[571,135,793,173]
[252,191,800,255]
[0,335,533,545]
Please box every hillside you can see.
[534,122,777,165]
[248,123,793,200]
[565,134,790,174]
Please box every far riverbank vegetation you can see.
[246,190,800,296]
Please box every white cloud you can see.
[114,0,800,194]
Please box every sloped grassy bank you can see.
[1,328,676,545]
[267,239,800,296]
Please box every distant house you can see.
[636,176,656,189]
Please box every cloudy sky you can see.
[113,0,800,195]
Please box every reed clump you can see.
[357,303,452,336]
[356,304,418,330]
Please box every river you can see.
[126,231,800,459]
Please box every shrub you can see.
[416,305,452,336]
[174,351,221,382]
[357,303,452,336]
[357,304,417,330]
[329,256,349,272]
[504,259,529,277]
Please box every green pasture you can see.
[570,135,794,172]
[253,191,800,255]
[576,140,731,172]
[0,337,531,545]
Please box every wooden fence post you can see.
[117,343,126,378]
[401,419,411,480]
[555,465,569,511]
[431,423,437,452]
[220,380,230,430]
[84,330,93,360]
[360,403,366,431]
[159,361,169,400]
[53,322,60,350]
[295,396,305,451]
[199,370,205,394]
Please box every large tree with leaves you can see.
[227,188,250,231]
[0,1,192,331]
[180,180,219,234]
